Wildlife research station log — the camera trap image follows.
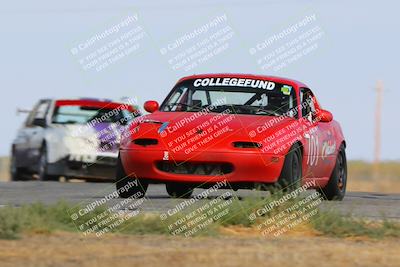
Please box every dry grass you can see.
[0,231,399,267]
[2,200,399,240]
[0,157,10,182]
[347,161,400,193]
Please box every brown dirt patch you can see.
[0,231,399,267]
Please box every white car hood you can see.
[45,123,122,163]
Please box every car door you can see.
[24,100,51,170]
[299,88,325,179]
[13,109,36,169]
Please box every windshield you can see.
[161,78,297,117]
[52,105,134,125]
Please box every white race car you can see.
[11,98,140,181]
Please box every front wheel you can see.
[38,146,58,181]
[166,183,193,198]
[10,151,26,181]
[275,143,302,191]
[317,145,347,201]
[115,155,148,198]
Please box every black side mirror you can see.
[32,118,47,127]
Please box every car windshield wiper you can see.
[165,103,203,111]
[235,105,283,116]
[211,105,282,116]
[52,121,79,124]
[209,105,236,113]
[254,110,281,116]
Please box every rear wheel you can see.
[276,143,302,191]
[318,145,347,201]
[166,183,193,199]
[115,155,148,198]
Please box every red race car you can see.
[117,74,347,200]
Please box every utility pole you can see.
[373,81,383,177]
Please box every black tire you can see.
[276,143,302,191]
[166,183,193,199]
[115,155,148,198]
[38,146,59,181]
[10,150,26,181]
[317,145,347,201]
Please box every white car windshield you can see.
[52,105,132,124]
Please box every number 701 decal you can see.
[305,134,319,166]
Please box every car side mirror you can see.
[144,100,159,113]
[317,109,333,122]
[32,118,47,127]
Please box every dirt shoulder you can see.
[0,157,10,182]
[0,231,399,267]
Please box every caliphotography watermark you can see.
[68,177,147,238]
[154,96,243,165]
[248,180,324,238]
[59,97,142,168]
[249,14,325,72]
[159,14,235,72]
[245,97,328,159]
[70,14,148,73]
[159,179,236,237]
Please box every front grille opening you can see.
[67,160,83,170]
[156,162,233,176]
[96,156,117,165]
[233,141,262,148]
[133,138,158,146]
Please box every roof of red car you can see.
[177,73,308,88]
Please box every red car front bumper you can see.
[120,148,285,184]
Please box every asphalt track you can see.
[0,181,399,220]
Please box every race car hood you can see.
[127,111,297,153]
[49,123,122,153]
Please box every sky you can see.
[0,0,399,161]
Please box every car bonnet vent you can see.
[133,138,158,146]
[233,141,262,148]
